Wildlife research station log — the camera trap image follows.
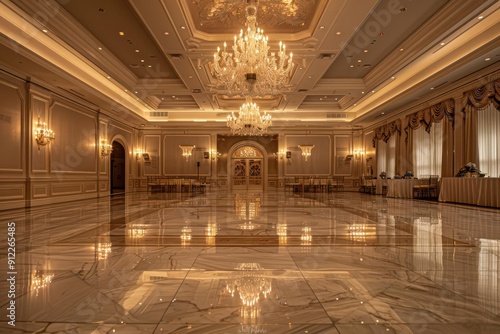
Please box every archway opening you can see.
[110,141,126,194]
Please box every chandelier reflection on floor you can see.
[210,0,294,97]
[226,263,272,307]
[227,97,272,136]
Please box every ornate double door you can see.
[231,146,264,190]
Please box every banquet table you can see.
[439,177,500,208]
[386,179,421,199]
[375,179,387,195]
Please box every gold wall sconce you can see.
[100,139,113,158]
[298,145,314,161]
[179,145,195,162]
[34,116,55,150]
[205,150,221,160]
[272,150,287,160]
[354,149,365,160]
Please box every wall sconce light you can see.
[354,149,365,160]
[210,150,221,160]
[272,150,287,160]
[135,149,143,160]
[100,139,113,158]
[34,116,55,150]
[298,145,314,161]
[179,145,195,162]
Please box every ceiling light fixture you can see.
[226,97,272,136]
[210,0,294,97]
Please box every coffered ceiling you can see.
[0,0,499,129]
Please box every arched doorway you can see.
[230,145,266,191]
[110,141,126,194]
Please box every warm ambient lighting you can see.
[34,116,55,150]
[210,0,294,97]
[227,97,271,135]
[210,150,221,160]
[298,145,314,161]
[354,149,365,160]
[272,150,287,159]
[32,269,54,296]
[179,145,195,161]
[100,139,112,157]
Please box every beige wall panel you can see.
[163,135,211,176]
[144,135,161,175]
[0,79,23,171]
[99,181,108,191]
[51,183,83,196]
[364,131,375,176]
[0,184,25,200]
[51,103,97,173]
[285,135,331,176]
[334,135,352,176]
[84,182,97,193]
[32,184,49,198]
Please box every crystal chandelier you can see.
[227,97,272,135]
[210,0,294,97]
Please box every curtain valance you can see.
[462,80,500,111]
[372,119,401,147]
[403,99,455,142]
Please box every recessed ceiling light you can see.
[320,25,325,29]
[391,76,395,80]
[324,96,327,98]
[181,26,186,29]
[299,67,303,70]
[336,32,341,35]
[301,22,305,26]
[141,59,145,62]
[164,32,170,35]
[107,76,111,79]
[124,89,128,92]
[148,65,152,68]
[357,60,362,63]
[364,49,368,53]
[308,76,312,79]
[381,112,385,115]
[98,47,102,51]
[119,31,124,36]
[399,48,404,52]
[354,103,357,106]
[135,91,138,93]
[440,42,446,46]
[485,57,491,61]
[361,91,365,94]
[430,87,434,90]
[172,95,176,98]
[189,76,192,79]
[372,90,375,93]
[350,65,354,68]
[478,15,484,20]
[42,29,48,33]
[320,98,323,101]
[135,49,140,53]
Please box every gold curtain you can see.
[403,99,455,141]
[372,119,401,147]
[461,80,500,166]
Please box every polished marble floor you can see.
[1,189,500,334]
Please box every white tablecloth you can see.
[386,179,420,199]
[375,179,387,195]
[439,177,500,208]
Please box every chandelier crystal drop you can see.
[210,0,294,97]
[227,97,272,135]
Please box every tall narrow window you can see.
[376,135,396,177]
[412,123,443,177]
[477,104,500,177]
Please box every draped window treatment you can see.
[373,120,400,177]
[376,135,396,177]
[462,80,500,174]
[412,122,443,178]
[477,103,500,177]
[403,99,455,177]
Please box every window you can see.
[412,123,443,177]
[376,135,396,177]
[478,104,500,177]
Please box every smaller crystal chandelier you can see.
[227,97,271,135]
[100,139,113,158]
[34,116,55,150]
[32,269,54,296]
[179,145,195,161]
[298,145,314,161]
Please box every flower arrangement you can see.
[403,171,414,179]
[379,171,387,179]
[455,162,484,177]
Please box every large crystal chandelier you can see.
[210,0,294,97]
[227,97,272,135]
